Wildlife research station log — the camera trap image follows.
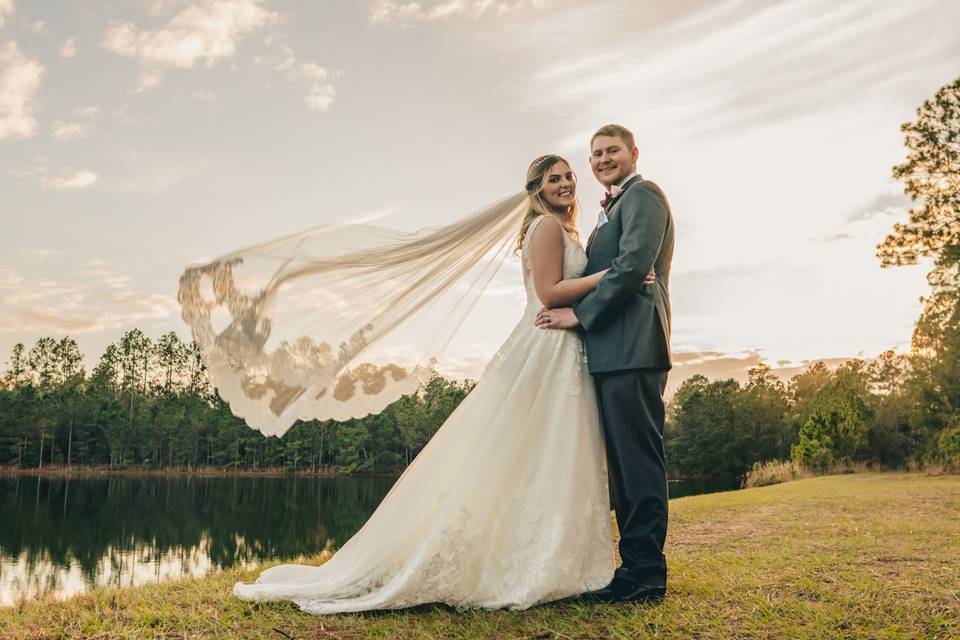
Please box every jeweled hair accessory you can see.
[525,154,560,193]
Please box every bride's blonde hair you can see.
[515,154,581,254]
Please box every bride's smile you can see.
[541,160,577,211]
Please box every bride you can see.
[210,155,647,613]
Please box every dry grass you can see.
[743,459,886,489]
[742,459,813,488]
[2,473,958,639]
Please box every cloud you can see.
[61,37,77,58]
[111,145,139,161]
[8,158,101,190]
[667,349,766,395]
[51,120,92,140]
[148,0,192,15]
[8,158,46,179]
[102,3,337,108]
[0,265,178,335]
[17,248,60,259]
[813,233,853,242]
[0,0,13,29]
[371,0,546,24]
[0,41,43,139]
[43,170,99,190]
[191,88,215,101]
[12,299,175,334]
[677,1,954,136]
[15,148,227,197]
[254,43,337,112]
[0,269,84,307]
[28,19,46,34]
[793,184,915,247]
[96,152,212,195]
[78,264,131,288]
[517,0,960,139]
[435,344,869,398]
[102,0,278,87]
[846,188,913,222]
[110,104,137,125]
[136,68,162,92]
[74,105,99,117]
[664,349,864,398]
[300,62,336,112]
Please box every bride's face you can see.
[540,161,576,213]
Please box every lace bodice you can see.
[520,215,589,318]
[475,214,590,397]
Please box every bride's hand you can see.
[535,306,548,325]
[535,307,580,330]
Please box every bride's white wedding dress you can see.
[234,214,614,613]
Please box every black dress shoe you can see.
[580,580,665,604]
[616,583,666,603]
[578,584,620,603]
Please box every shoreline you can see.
[0,464,736,483]
[0,464,403,479]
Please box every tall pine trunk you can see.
[67,414,74,467]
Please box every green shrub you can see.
[791,412,835,471]
[936,426,960,467]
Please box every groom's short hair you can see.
[591,124,636,151]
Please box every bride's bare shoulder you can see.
[527,215,565,247]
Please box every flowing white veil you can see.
[178,192,529,437]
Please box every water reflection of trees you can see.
[1,475,394,600]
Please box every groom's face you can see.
[590,135,638,188]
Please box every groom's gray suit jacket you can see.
[573,175,674,373]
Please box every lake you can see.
[1,474,739,605]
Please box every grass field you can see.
[3,473,958,639]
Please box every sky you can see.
[2,0,959,392]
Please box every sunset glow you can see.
[2,0,959,387]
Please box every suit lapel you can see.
[606,174,643,213]
[586,226,599,254]
[588,174,643,255]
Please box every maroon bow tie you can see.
[600,184,623,209]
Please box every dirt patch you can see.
[669,505,789,551]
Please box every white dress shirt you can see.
[597,171,639,229]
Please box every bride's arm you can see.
[529,216,609,308]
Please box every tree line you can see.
[665,351,960,477]
[3,77,958,479]
[665,78,960,474]
[668,76,960,477]
[0,330,473,473]
[3,329,952,478]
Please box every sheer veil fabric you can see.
[178,193,528,437]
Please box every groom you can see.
[535,124,674,603]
